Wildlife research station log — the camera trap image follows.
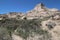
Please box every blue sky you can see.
[0,0,60,14]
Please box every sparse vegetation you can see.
[0,19,52,40]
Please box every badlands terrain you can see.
[0,3,60,40]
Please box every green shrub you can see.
[0,27,12,40]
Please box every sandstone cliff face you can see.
[26,3,60,19]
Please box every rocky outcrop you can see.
[26,3,60,19]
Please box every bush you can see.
[0,27,12,40]
[46,21,56,30]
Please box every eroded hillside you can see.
[0,3,60,40]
